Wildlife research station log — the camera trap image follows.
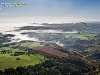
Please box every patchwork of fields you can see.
[0,33,99,71]
[0,42,48,71]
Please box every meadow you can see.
[0,42,47,71]
[65,33,97,40]
[0,54,46,71]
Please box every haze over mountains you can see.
[0,22,100,46]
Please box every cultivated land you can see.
[17,42,45,48]
[0,54,46,71]
[30,46,68,57]
[65,33,97,40]
[0,41,68,70]
[0,42,48,71]
[0,33,99,72]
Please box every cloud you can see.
[0,16,97,23]
[0,13,9,16]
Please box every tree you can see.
[0,70,3,75]
[4,68,19,75]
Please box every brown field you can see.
[29,46,68,57]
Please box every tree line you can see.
[0,56,100,75]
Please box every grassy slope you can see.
[0,54,46,71]
[0,42,47,71]
[15,42,45,48]
[65,33,97,40]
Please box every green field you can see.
[14,42,45,48]
[0,44,47,71]
[0,54,47,71]
[65,33,97,40]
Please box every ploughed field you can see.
[0,41,67,70]
[29,46,68,57]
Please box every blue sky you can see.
[0,0,100,22]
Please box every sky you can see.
[0,0,100,22]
